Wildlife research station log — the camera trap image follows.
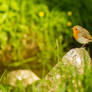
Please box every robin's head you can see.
[72,25,81,39]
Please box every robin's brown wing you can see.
[80,26,92,40]
[76,25,92,40]
[82,32,92,40]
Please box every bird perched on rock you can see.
[72,25,92,47]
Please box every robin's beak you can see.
[72,27,75,30]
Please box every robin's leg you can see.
[81,44,86,48]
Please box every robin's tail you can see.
[88,35,92,42]
[89,38,92,42]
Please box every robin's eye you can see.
[75,28,77,30]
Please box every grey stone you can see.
[44,48,91,92]
[7,69,40,87]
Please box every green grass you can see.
[0,0,92,92]
[0,59,92,92]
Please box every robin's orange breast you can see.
[73,28,80,40]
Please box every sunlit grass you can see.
[0,0,92,92]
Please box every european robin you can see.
[72,25,92,46]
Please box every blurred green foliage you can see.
[0,0,92,75]
[0,0,92,91]
[0,0,73,75]
[0,0,91,74]
[44,0,92,30]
